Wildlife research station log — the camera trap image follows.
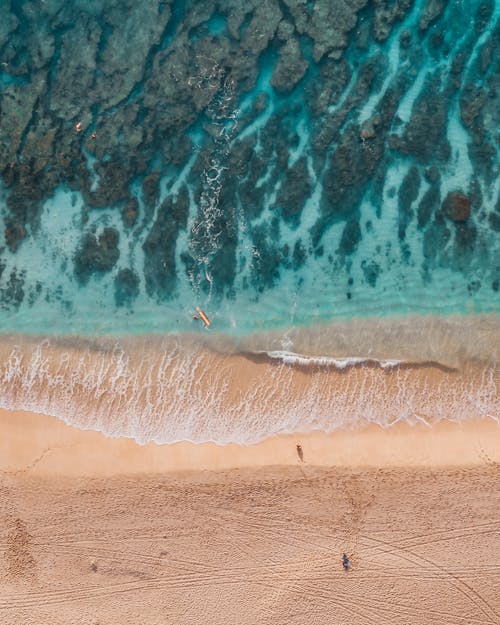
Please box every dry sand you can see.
[1,409,499,625]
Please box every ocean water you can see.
[0,0,498,442]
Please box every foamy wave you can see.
[0,335,498,445]
[266,350,402,369]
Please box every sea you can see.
[0,0,498,443]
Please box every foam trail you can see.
[266,351,402,369]
[0,335,497,445]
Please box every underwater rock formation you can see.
[74,227,120,284]
[0,0,497,310]
[443,192,471,222]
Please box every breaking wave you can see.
[266,351,403,369]
[0,329,498,445]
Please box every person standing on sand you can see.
[296,443,304,462]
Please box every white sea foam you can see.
[266,350,401,369]
[0,334,497,445]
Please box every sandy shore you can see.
[1,410,500,475]
[1,410,499,625]
[0,328,498,444]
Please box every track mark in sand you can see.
[366,521,500,553]
[476,439,500,468]
[5,518,36,580]
[4,444,73,476]
[335,586,493,625]
[359,533,500,624]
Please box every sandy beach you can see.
[0,323,498,445]
[1,409,499,625]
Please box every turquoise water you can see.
[0,0,498,441]
[0,0,498,337]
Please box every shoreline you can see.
[0,326,498,444]
[1,409,499,477]
[0,312,499,365]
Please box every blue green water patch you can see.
[0,0,498,337]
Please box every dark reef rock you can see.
[142,172,161,209]
[398,166,420,239]
[322,122,384,220]
[274,157,312,228]
[398,73,451,163]
[202,180,239,296]
[306,0,368,61]
[338,219,362,256]
[399,29,412,48]
[122,198,139,228]
[454,221,477,251]
[114,268,140,307]
[442,192,471,222]
[0,269,25,311]
[474,0,495,34]
[373,0,415,42]
[424,166,441,184]
[271,37,308,92]
[460,84,488,127]
[84,158,131,209]
[236,138,271,221]
[419,0,445,31]
[292,240,307,270]
[74,227,120,284]
[305,58,351,116]
[0,0,496,305]
[143,190,189,299]
[360,116,381,140]
[4,221,27,253]
[361,260,381,287]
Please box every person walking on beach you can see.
[296,443,304,462]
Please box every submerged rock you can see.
[442,192,471,222]
[122,198,139,228]
[142,172,161,209]
[0,269,25,310]
[274,157,312,228]
[360,118,377,139]
[292,240,307,269]
[399,73,451,163]
[424,166,441,184]
[114,268,140,307]
[271,37,308,92]
[373,0,415,42]
[361,260,382,287]
[0,0,496,309]
[143,190,189,299]
[74,228,120,284]
[4,221,27,253]
[306,0,368,61]
[338,219,362,256]
[419,0,445,31]
[398,166,421,240]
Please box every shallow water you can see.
[0,0,498,441]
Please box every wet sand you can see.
[0,324,498,444]
[1,410,499,625]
